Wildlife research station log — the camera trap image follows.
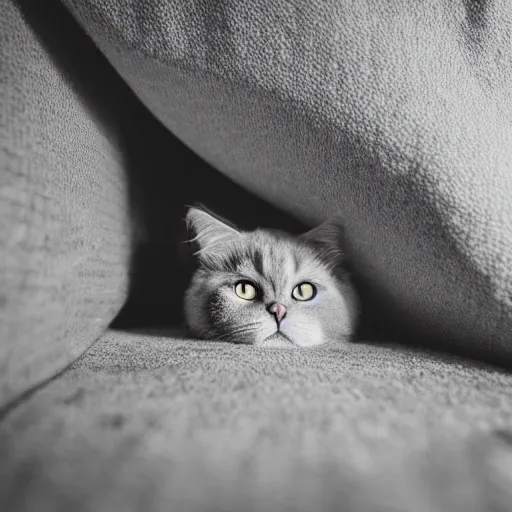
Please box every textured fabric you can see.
[62,0,512,361]
[1,329,512,511]
[0,0,135,407]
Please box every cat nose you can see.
[267,302,287,324]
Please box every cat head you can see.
[184,207,358,347]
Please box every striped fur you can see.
[184,207,359,347]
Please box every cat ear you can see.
[185,207,241,258]
[300,217,345,265]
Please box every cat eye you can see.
[234,281,258,300]
[292,282,317,301]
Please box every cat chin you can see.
[255,332,295,348]
[255,331,326,348]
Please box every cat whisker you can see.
[214,332,252,342]
[213,323,264,341]
[214,330,258,341]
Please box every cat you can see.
[184,207,359,347]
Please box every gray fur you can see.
[184,208,359,347]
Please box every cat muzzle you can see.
[267,302,287,325]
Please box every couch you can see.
[2,0,512,510]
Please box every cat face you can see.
[184,208,358,347]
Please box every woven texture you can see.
[2,330,512,512]
[62,0,512,360]
[0,0,133,407]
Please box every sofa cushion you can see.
[2,330,512,511]
[0,0,136,407]
[61,0,512,361]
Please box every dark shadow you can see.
[111,143,310,329]
[463,0,489,49]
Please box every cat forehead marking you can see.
[236,236,310,290]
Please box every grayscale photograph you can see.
[1,1,512,511]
